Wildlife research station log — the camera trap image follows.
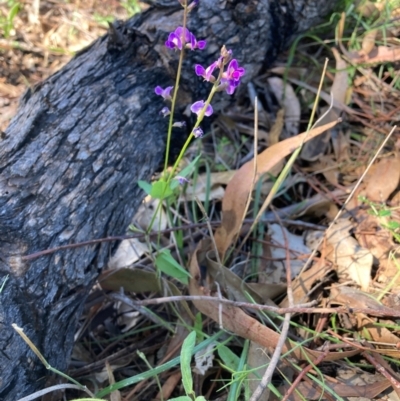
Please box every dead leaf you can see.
[362,29,378,55]
[189,240,359,363]
[267,77,301,138]
[268,224,311,280]
[363,155,400,202]
[214,119,340,258]
[184,171,235,202]
[347,46,400,65]
[326,218,373,291]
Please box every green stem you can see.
[163,3,189,175]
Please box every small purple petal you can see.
[190,100,204,114]
[193,127,204,138]
[190,100,213,117]
[160,107,170,117]
[205,104,213,116]
[195,61,217,82]
[165,32,182,50]
[155,85,174,100]
[176,176,190,185]
[197,40,206,50]
[195,64,206,77]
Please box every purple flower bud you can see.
[155,86,173,100]
[172,121,186,128]
[193,127,204,138]
[160,107,171,117]
[191,100,213,117]
[176,176,190,185]
[188,0,199,11]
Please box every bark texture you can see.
[0,0,340,399]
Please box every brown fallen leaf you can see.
[280,376,390,400]
[189,240,359,363]
[214,119,340,259]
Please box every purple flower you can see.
[165,26,206,51]
[175,176,190,185]
[195,61,217,82]
[155,86,173,100]
[190,100,213,117]
[165,27,190,50]
[193,127,204,138]
[160,107,171,117]
[220,59,245,95]
[223,59,245,81]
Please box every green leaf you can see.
[155,249,191,284]
[151,179,173,199]
[138,180,152,195]
[168,397,192,401]
[8,3,19,22]
[170,154,201,190]
[218,345,240,371]
[378,209,392,217]
[385,221,400,230]
[195,397,208,401]
[181,331,196,396]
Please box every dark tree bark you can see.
[0,0,340,399]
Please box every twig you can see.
[362,351,400,390]
[21,218,327,261]
[248,210,294,401]
[281,349,330,401]
[120,295,400,318]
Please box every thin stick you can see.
[16,384,94,401]
[117,295,400,318]
[248,211,294,401]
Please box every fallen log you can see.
[0,0,340,398]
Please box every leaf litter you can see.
[4,1,400,400]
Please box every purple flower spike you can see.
[155,86,173,100]
[195,61,217,82]
[193,127,204,138]
[191,100,213,117]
